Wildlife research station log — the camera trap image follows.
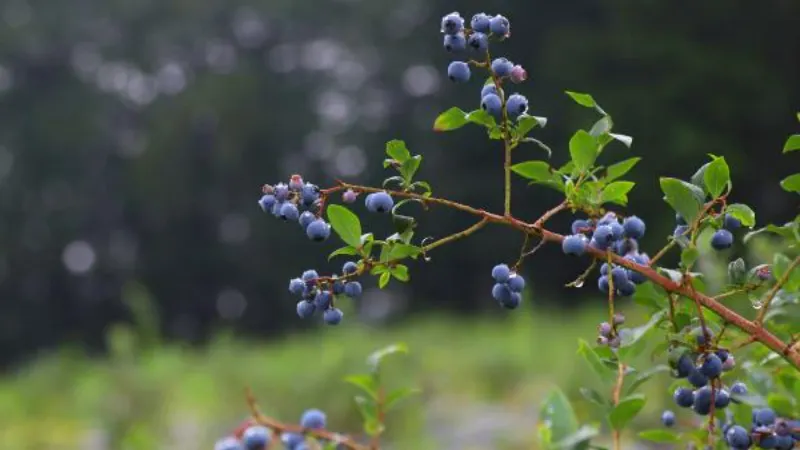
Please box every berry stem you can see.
[421,218,489,254]
[606,252,616,328]
[245,387,369,450]
[754,254,800,324]
[611,362,626,450]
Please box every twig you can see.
[565,260,597,288]
[611,362,626,450]
[755,254,800,324]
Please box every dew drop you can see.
[574,279,585,288]
[748,294,764,310]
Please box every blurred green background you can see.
[0,0,798,448]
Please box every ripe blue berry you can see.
[282,433,305,449]
[692,386,713,415]
[491,264,511,282]
[674,387,694,408]
[700,353,723,378]
[492,283,512,303]
[505,93,528,119]
[470,13,491,33]
[489,14,510,37]
[299,211,316,230]
[306,219,331,242]
[597,212,617,226]
[344,281,362,298]
[215,437,244,450]
[571,219,593,235]
[480,84,500,100]
[600,263,610,276]
[314,291,332,309]
[502,292,522,309]
[592,225,615,247]
[289,278,305,296]
[296,300,315,319]
[622,216,646,239]
[480,93,503,119]
[300,183,319,206]
[342,189,357,203]
[754,408,777,426]
[711,229,733,250]
[447,61,470,82]
[507,274,525,292]
[491,57,513,77]
[323,307,343,325]
[467,32,488,53]
[725,425,750,448]
[688,368,709,388]
[342,261,358,274]
[723,214,741,231]
[730,382,748,396]
[441,12,464,35]
[274,183,290,201]
[616,280,636,297]
[714,389,730,408]
[365,191,394,213]
[300,409,327,429]
[242,425,271,450]
[774,435,794,450]
[610,267,629,286]
[279,202,300,221]
[608,222,624,241]
[509,65,527,84]
[302,270,319,282]
[676,354,695,378]
[270,201,283,218]
[258,194,276,212]
[562,234,587,256]
[444,33,467,52]
[661,410,676,427]
[597,275,610,293]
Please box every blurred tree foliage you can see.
[0,0,797,366]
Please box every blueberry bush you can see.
[218,11,800,450]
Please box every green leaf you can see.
[378,271,391,288]
[731,401,753,428]
[328,245,359,260]
[577,339,614,382]
[385,140,410,163]
[744,222,799,243]
[784,134,800,153]
[625,365,670,395]
[512,160,553,181]
[367,343,409,372]
[569,130,598,172]
[551,425,599,449]
[725,203,756,228]
[399,155,422,183]
[589,116,613,137]
[465,109,497,128]
[605,157,641,182]
[773,253,800,292]
[515,115,548,138]
[354,395,378,423]
[766,393,795,416]
[660,177,703,224]
[433,107,468,132]
[638,429,681,443]
[681,247,699,269]
[326,205,363,247]
[608,394,646,430]
[384,386,421,411]
[703,156,730,198]
[390,264,409,282]
[565,91,597,108]
[690,161,711,190]
[609,133,633,148]
[601,181,635,206]
[343,374,378,399]
[780,173,800,194]
[538,387,580,444]
[388,243,422,260]
[579,387,608,407]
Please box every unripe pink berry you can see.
[289,174,304,191]
[510,65,527,84]
[342,189,358,203]
[261,184,274,194]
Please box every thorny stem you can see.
[319,183,800,369]
[611,362,626,450]
[755,254,800,324]
[246,388,369,450]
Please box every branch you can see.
[754,254,800,324]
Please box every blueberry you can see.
[282,433,305,449]
[444,33,467,52]
[725,425,751,448]
[289,278,305,296]
[754,408,777,426]
[300,183,319,206]
[280,203,300,221]
[775,421,791,437]
[332,280,345,295]
[299,211,316,230]
[571,219,593,235]
[342,261,358,275]
[491,57,513,77]
[365,191,394,213]
[688,368,709,388]
[608,222,624,241]
[323,307,343,325]
[596,336,609,345]
[306,219,331,242]
[623,260,646,284]
[700,353,722,378]
[676,354,695,378]
[296,300,316,319]
[714,389,730,409]
[342,189,357,204]
[661,410,676,427]
[489,14,510,37]
[616,280,636,297]
[491,264,511,282]
[481,93,503,119]
[505,93,528,119]
[622,216,646,239]
[774,435,794,449]
[674,387,695,408]
[692,386,713,415]
[467,32,489,53]
[608,335,621,349]
[759,435,779,448]
[215,437,244,450]
[242,425,271,450]
[562,234,588,256]
[440,12,464,35]
[270,201,283,218]
[289,175,304,191]
[300,409,327,429]
[507,274,525,292]
[501,292,522,309]
[447,61,471,82]
[730,382,747,396]
[612,312,625,325]
[301,270,319,282]
[711,229,733,250]
[722,356,735,371]
[598,322,612,337]
[610,267,629,286]
[274,183,290,201]
[691,327,713,346]
[258,194,276,212]
[470,13,491,32]
[723,214,741,231]
[314,291,332,309]
[600,263,610,276]
[592,225,615,246]
[492,283,512,303]
[598,275,610,293]
[344,281,362,298]
[480,84,500,100]
[509,65,527,84]
[597,212,617,226]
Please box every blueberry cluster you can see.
[214,408,333,450]
[289,263,363,325]
[439,12,530,121]
[258,175,331,242]
[595,313,625,348]
[490,263,525,309]
[673,212,741,251]
[721,408,799,449]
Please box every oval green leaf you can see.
[327,204,362,247]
